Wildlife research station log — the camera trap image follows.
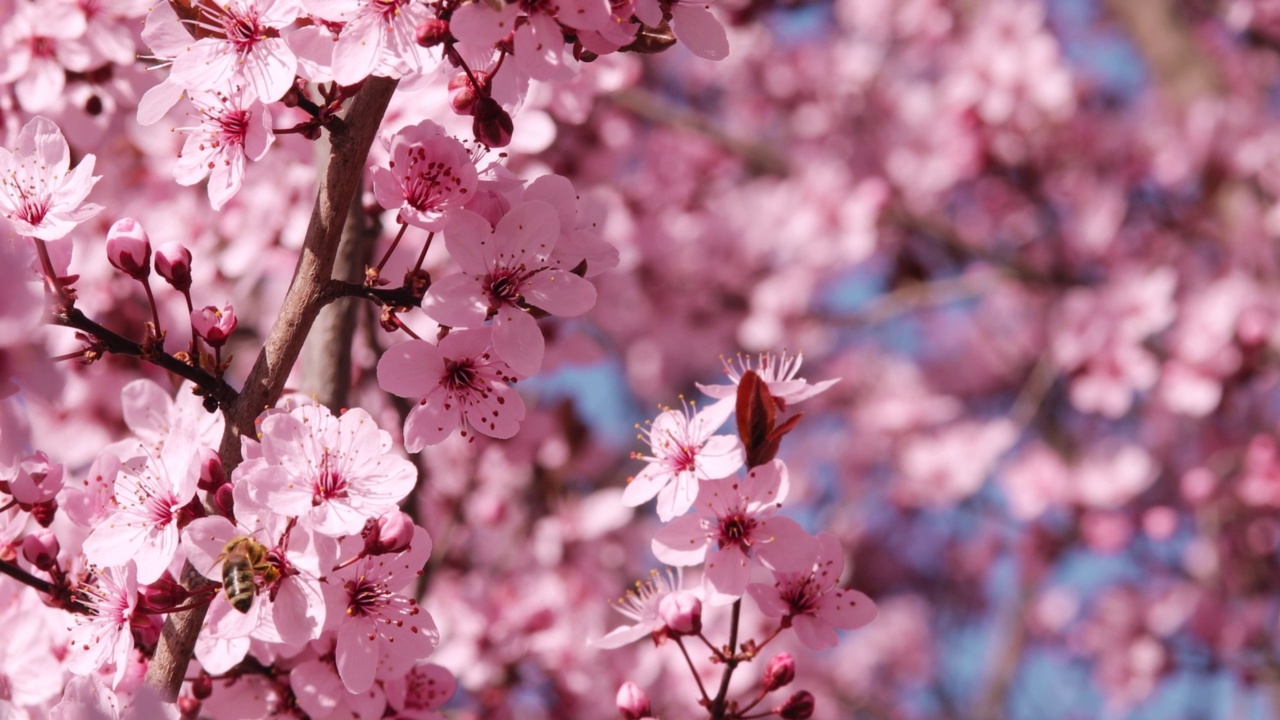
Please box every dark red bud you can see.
[472,96,513,148]
[777,690,815,719]
[416,17,450,47]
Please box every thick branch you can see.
[143,75,399,703]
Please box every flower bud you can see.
[776,690,815,720]
[763,653,796,692]
[362,511,415,556]
[417,17,449,47]
[191,672,214,700]
[197,447,225,492]
[192,304,237,348]
[31,499,57,527]
[106,218,151,281]
[658,590,702,636]
[616,681,651,720]
[138,573,192,613]
[449,71,490,115]
[214,483,236,521]
[472,96,513,148]
[21,530,60,571]
[155,241,193,293]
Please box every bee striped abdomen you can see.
[222,556,256,613]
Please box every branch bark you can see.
[142,76,399,702]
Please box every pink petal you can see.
[651,514,708,566]
[746,582,789,618]
[422,273,488,328]
[377,340,441,399]
[704,546,750,602]
[492,307,544,377]
[672,4,728,61]
[522,269,596,317]
[742,458,788,507]
[332,14,383,86]
[449,3,520,45]
[336,616,379,694]
[817,589,877,631]
[120,380,175,441]
[620,464,666,507]
[403,400,456,451]
[442,209,495,275]
[696,435,746,479]
[792,614,839,651]
[180,516,239,580]
[461,382,525,439]
[654,472,698,521]
[753,517,817,573]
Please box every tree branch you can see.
[142,75,400,703]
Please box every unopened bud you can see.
[417,17,450,47]
[106,218,151,281]
[763,653,796,692]
[138,573,191,613]
[658,590,702,636]
[362,511,415,556]
[155,241,193,293]
[214,483,236,521]
[191,672,214,700]
[21,530,60,571]
[449,71,490,115]
[197,448,225,492]
[472,96,513,148]
[192,304,237,348]
[776,690,815,720]
[616,681,651,720]
[31,499,57,527]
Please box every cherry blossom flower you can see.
[371,121,477,231]
[746,533,877,651]
[423,201,598,376]
[245,404,417,537]
[377,327,527,450]
[652,459,817,604]
[169,0,300,103]
[66,563,139,687]
[81,418,202,584]
[173,88,274,210]
[0,1,94,112]
[302,0,434,86]
[590,568,693,649]
[0,116,103,240]
[621,398,745,521]
[696,352,839,412]
[329,525,439,694]
[524,173,619,277]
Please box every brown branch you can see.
[52,308,238,410]
[143,75,400,703]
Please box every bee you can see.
[217,537,279,613]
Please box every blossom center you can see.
[442,358,478,392]
[716,511,756,552]
[313,452,350,505]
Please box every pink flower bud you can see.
[658,590,702,636]
[106,218,151,280]
[472,96,513,148]
[192,304,237,348]
[362,511,415,556]
[21,530,60,571]
[763,653,796,692]
[155,241,193,293]
[416,17,449,47]
[138,573,191,613]
[776,690,815,720]
[197,447,225,492]
[449,71,490,115]
[616,682,652,720]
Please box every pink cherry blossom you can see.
[423,201,599,376]
[329,525,439,694]
[81,418,202,583]
[302,0,434,86]
[652,459,817,604]
[192,303,238,347]
[0,116,103,240]
[371,120,478,231]
[621,398,745,521]
[168,0,300,102]
[746,533,877,650]
[172,88,274,210]
[66,562,139,687]
[590,568,693,649]
[377,327,527,450]
[383,663,454,719]
[0,1,94,112]
[246,404,417,537]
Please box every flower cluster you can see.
[600,354,877,717]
